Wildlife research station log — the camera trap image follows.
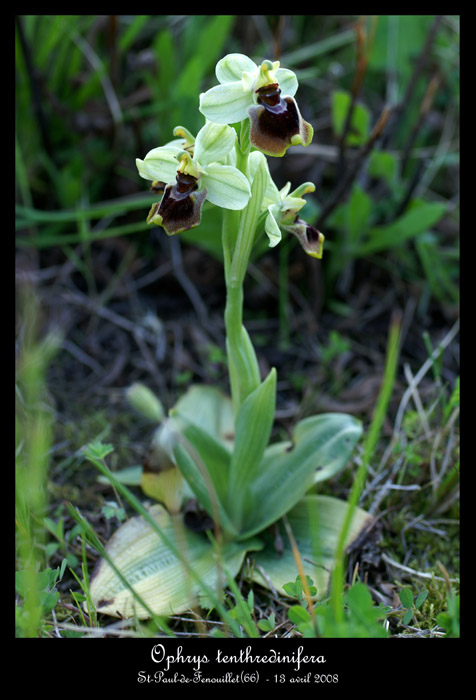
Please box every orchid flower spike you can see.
[199,53,314,157]
[136,122,251,235]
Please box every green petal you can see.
[199,82,253,125]
[276,67,298,97]
[202,163,251,210]
[194,122,236,166]
[136,146,179,183]
[215,53,257,84]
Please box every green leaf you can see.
[347,184,372,244]
[399,587,414,609]
[97,465,142,486]
[368,150,398,186]
[88,503,261,619]
[288,605,311,625]
[369,16,437,97]
[257,618,272,632]
[403,609,414,626]
[360,201,447,255]
[240,413,362,539]
[331,90,370,146]
[227,368,277,529]
[344,583,389,638]
[414,590,428,609]
[173,385,235,450]
[171,418,237,540]
[250,495,373,599]
[82,441,114,461]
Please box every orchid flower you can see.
[247,151,324,258]
[199,53,313,157]
[136,122,251,235]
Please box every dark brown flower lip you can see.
[152,172,207,236]
[248,95,301,156]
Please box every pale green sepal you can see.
[199,82,253,125]
[194,122,236,166]
[136,147,180,183]
[203,163,251,210]
[264,208,283,247]
[249,495,374,599]
[216,53,257,84]
[239,412,362,540]
[89,503,260,618]
[227,368,277,530]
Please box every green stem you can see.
[222,136,266,415]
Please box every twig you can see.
[381,553,459,582]
[393,319,460,439]
[403,363,432,439]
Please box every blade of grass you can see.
[15,288,62,637]
[16,195,159,225]
[329,312,401,621]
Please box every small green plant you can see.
[285,578,389,638]
[398,587,429,626]
[15,562,67,637]
[257,611,276,634]
[283,575,318,603]
[436,591,460,638]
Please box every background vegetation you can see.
[16,15,459,639]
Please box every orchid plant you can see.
[86,54,374,621]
